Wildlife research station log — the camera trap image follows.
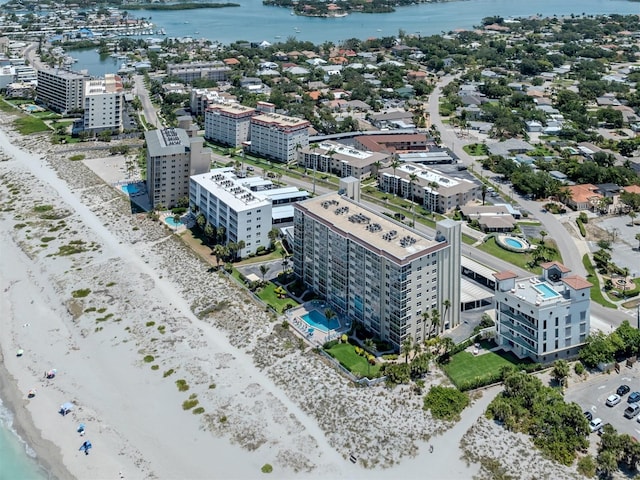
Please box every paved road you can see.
[133,74,160,129]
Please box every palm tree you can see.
[481,184,488,205]
[442,299,451,328]
[363,338,375,353]
[629,211,637,227]
[636,233,640,251]
[236,240,246,259]
[552,359,569,388]
[216,226,226,245]
[390,157,400,195]
[324,308,336,330]
[172,213,181,231]
[429,309,440,338]
[259,264,270,282]
[401,334,414,363]
[540,230,548,245]
[309,143,319,195]
[372,160,382,180]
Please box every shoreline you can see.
[0,352,65,480]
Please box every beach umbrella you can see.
[16,349,24,357]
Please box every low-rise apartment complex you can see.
[298,141,389,179]
[145,127,209,209]
[166,61,231,84]
[378,163,480,213]
[493,261,591,363]
[293,191,461,350]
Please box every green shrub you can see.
[423,386,470,421]
[151,365,159,370]
[163,369,174,378]
[176,379,189,391]
[71,288,91,298]
[574,363,585,375]
[577,455,596,477]
[69,154,85,161]
[146,321,156,327]
[576,218,586,237]
[182,398,199,410]
[261,464,273,474]
[143,355,154,363]
[209,383,216,389]
[192,407,205,415]
[33,205,53,212]
[323,340,339,349]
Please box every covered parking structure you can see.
[461,256,497,290]
[460,278,494,311]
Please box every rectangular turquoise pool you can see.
[535,282,560,299]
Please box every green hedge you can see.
[576,218,586,237]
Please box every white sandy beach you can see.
[0,108,587,480]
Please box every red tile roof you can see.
[561,275,592,290]
[540,261,571,273]
[493,271,518,281]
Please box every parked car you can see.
[618,385,631,396]
[584,411,593,421]
[607,394,622,406]
[624,404,640,419]
[629,392,640,404]
[589,418,604,432]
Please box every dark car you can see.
[618,385,631,396]
[584,411,593,421]
[629,392,640,404]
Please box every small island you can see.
[263,0,455,16]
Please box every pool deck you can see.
[287,301,349,345]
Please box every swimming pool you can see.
[535,282,560,299]
[505,238,525,249]
[121,184,140,195]
[302,310,340,333]
[165,217,183,228]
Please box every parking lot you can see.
[565,364,640,439]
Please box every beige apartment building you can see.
[204,103,256,147]
[298,140,389,179]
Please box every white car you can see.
[606,394,622,407]
[589,418,603,432]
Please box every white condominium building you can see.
[249,112,310,163]
[378,163,480,213]
[298,140,389,180]
[204,103,256,147]
[83,74,124,134]
[189,168,272,256]
[493,261,591,363]
[145,128,209,209]
[293,192,461,349]
[36,68,87,114]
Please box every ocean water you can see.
[0,399,49,480]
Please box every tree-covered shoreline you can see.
[125,3,240,11]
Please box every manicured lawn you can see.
[462,233,477,245]
[443,349,529,388]
[256,281,298,313]
[326,342,381,378]
[13,116,50,134]
[477,237,562,275]
[582,254,617,309]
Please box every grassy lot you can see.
[13,116,50,135]
[462,233,477,245]
[443,349,530,388]
[582,254,617,309]
[326,342,381,378]
[463,143,488,156]
[256,281,298,313]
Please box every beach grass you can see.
[13,116,50,135]
[326,343,381,378]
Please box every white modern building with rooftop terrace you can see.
[293,190,461,350]
[493,261,592,363]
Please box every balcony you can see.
[500,317,536,343]
[500,329,538,356]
